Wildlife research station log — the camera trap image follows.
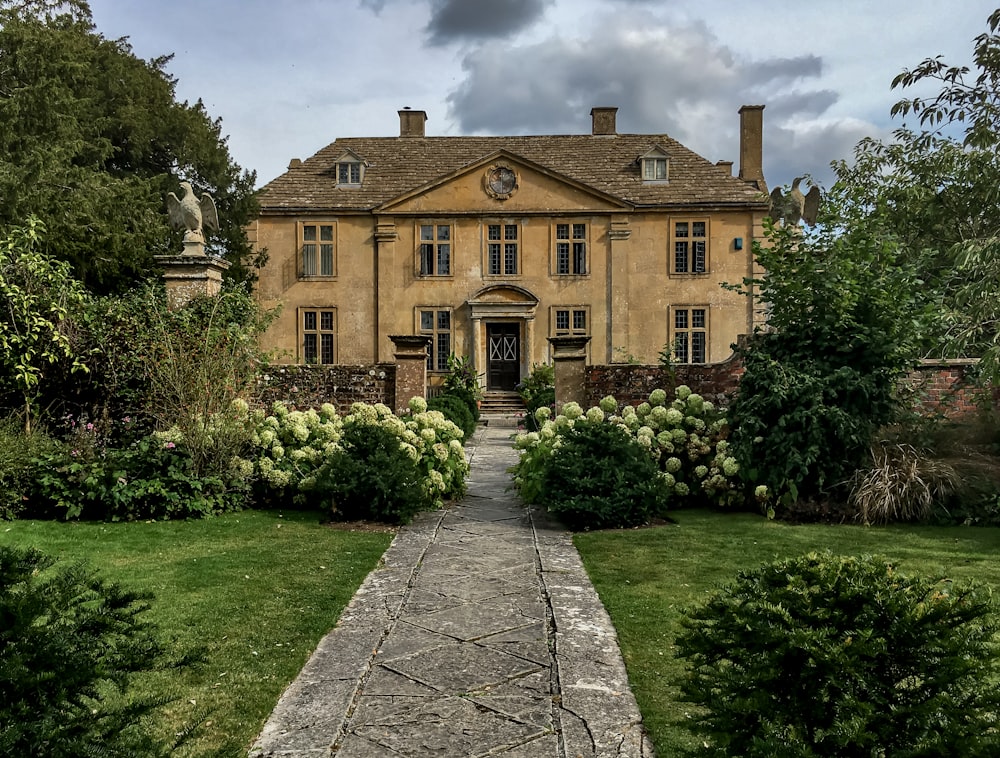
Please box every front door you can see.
[487,323,520,391]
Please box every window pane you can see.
[488,224,501,241]
[437,244,450,275]
[643,160,655,180]
[556,310,569,330]
[437,310,450,330]
[304,333,317,363]
[303,245,317,275]
[692,309,706,328]
[504,244,517,274]
[303,225,316,241]
[420,225,434,240]
[656,159,667,179]
[437,333,451,371]
[675,242,689,273]
[304,311,317,331]
[505,224,517,240]
[557,243,569,274]
[573,242,586,274]
[420,311,434,331]
[420,244,433,275]
[488,244,501,275]
[573,224,586,239]
[320,225,334,241]
[321,244,334,276]
[692,221,706,237]
[338,164,348,183]
[556,223,569,240]
[675,222,688,238]
[693,241,706,273]
[350,163,360,183]
[573,310,586,330]
[674,334,688,364]
[437,225,450,241]
[320,311,334,330]
[321,334,334,364]
[675,309,688,329]
[692,331,706,363]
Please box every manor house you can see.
[250,105,769,392]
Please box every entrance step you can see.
[479,391,525,427]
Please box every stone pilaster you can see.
[608,219,631,362]
[548,335,591,411]
[389,335,431,414]
[375,222,398,362]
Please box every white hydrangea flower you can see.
[599,395,618,413]
[675,385,692,400]
[665,457,682,473]
[586,407,605,423]
[637,425,655,439]
[723,457,739,477]
[231,398,249,414]
[695,465,709,479]
[535,406,552,421]
[674,481,690,496]
[561,402,583,420]
[320,402,338,420]
[648,388,668,406]
[409,396,428,414]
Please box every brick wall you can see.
[902,359,994,418]
[254,364,395,413]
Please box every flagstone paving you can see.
[249,422,653,757]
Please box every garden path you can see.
[249,422,653,757]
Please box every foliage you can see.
[512,388,748,512]
[0,544,185,757]
[443,354,483,409]
[726,217,929,506]
[0,1,260,293]
[0,218,90,431]
[848,442,960,525]
[0,416,57,519]
[674,551,1000,757]
[427,392,476,439]
[516,363,555,431]
[247,399,468,515]
[536,420,670,530]
[314,419,428,524]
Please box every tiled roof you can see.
[259,133,769,213]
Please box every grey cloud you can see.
[425,0,554,45]
[446,13,867,187]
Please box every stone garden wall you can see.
[254,364,395,413]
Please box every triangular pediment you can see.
[377,150,629,214]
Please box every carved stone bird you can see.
[167,181,219,239]
[769,176,820,226]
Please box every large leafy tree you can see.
[0,0,260,294]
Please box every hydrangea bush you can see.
[245,398,469,516]
[512,386,759,513]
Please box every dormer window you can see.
[639,147,670,183]
[334,151,365,186]
[337,161,361,185]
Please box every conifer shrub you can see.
[538,420,670,530]
[0,546,186,756]
[675,551,1000,757]
[428,392,476,439]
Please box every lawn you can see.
[0,510,394,757]
[574,509,1000,756]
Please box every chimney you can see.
[590,106,618,135]
[399,107,427,138]
[738,105,766,191]
[715,160,733,176]
[288,158,302,169]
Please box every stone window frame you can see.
[670,305,709,364]
[299,220,337,279]
[551,221,589,277]
[551,305,590,337]
[417,307,453,372]
[669,218,709,276]
[416,222,454,278]
[300,307,337,365]
[483,221,520,277]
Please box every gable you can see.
[378,154,627,215]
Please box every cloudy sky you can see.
[87,0,997,190]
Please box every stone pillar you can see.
[154,244,231,310]
[548,336,591,411]
[608,219,631,362]
[390,335,431,414]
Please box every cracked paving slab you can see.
[249,424,654,757]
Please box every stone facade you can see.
[252,105,770,393]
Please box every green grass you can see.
[574,509,1000,756]
[0,510,394,756]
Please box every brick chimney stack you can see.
[738,105,766,192]
[399,108,427,138]
[590,107,618,135]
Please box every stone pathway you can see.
[249,423,653,757]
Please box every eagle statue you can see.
[167,181,219,240]
[769,176,820,227]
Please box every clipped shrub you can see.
[428,392,476,439]
[849,442,959,524]
[538,420,670,530]
[0,546,184,756]
[314,419,428,524]
[675,551,1000,757]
